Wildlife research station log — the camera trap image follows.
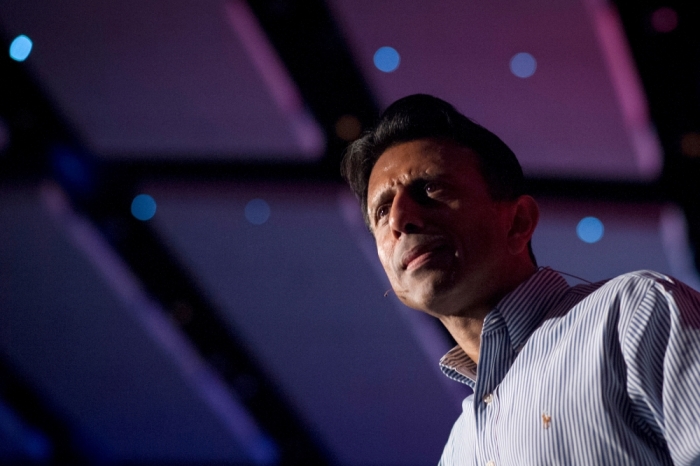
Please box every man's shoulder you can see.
[610,269,677,284]
[565,269,700,316]
[600,269,700,298]
[581,269,684,296]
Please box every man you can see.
[341,94,700,465]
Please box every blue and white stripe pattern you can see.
[438,267,700,465]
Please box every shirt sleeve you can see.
[621,273,700,465]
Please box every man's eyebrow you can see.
[368,186,393,212]
[369,173,443,205]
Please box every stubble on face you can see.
[367,139,514,321]
[379,233,461,314]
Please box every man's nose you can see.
[388,188,425,237]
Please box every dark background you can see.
[1,0,699,464]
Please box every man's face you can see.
[367,138,516,319]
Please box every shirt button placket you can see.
[477,391,498,466]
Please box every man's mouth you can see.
[401,240,453,271]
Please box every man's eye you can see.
[424,182,441,194]
[376,205,390,220]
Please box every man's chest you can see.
[449,326,670,466]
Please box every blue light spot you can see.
[51,146,93,193]
[373,46,400,73]
[56,153,87,185]
[23,431,52,460]
[0,399,52,460]
[131,194,157,221]
[9,35,33,62]
[245,199,270,225]
[510,52,537,78]
[250,434,280,465]
[577,217,604,243]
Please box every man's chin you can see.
[395,275,457,315]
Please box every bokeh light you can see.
[245,199,271,225]
[680,132,700,158]
[0,400,52,461]
[56,153,88,186]
[510,52,537,78]
[9,35,33,62]
[577,217,604,244]
[0,117,9,154]
[651,7,678,33]
[335,115,362,141]
[373,46,400,73]
[131,194,157,221]
[51,146,94,194]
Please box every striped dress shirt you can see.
[438,267,700,466]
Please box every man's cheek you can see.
[376,246,392,272]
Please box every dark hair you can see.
[342,94,525,225]
[341,93,536,264]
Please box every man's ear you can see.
[507,195,539,255]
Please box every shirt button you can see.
[486,461,495,466]
[483,393,493,405]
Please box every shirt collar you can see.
[439,267,570,385]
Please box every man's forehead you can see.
[367,140,480,203]
[370,140,476,181]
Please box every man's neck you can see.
[440,263,537,364]
[439,315,486,364]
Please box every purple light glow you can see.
[651,7,678,33]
